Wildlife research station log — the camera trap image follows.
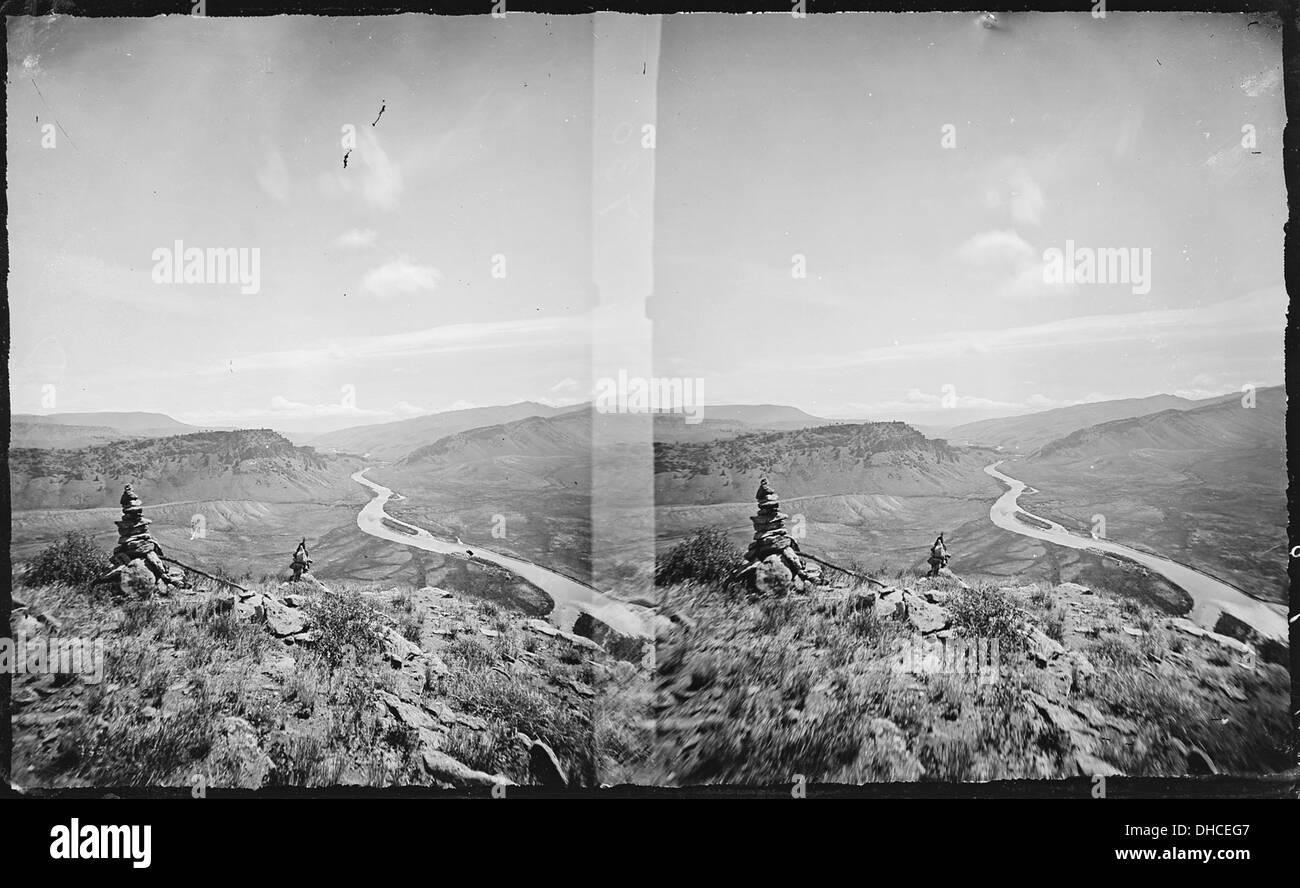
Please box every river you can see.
[984,462,1287,640]
[351,470,650,639]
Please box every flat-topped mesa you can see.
[100,484,187,596]
[738,477,819,594]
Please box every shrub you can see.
[654,527,743,588]
[947,586,1024,648]
[572,611,596,639]
[307,591,387,669]
[26,531,113,588]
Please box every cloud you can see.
[983,161,1046,227]
[255,148,291,205]
[957,229,1075,302]
[778,287,1287,374]
[336,228,378,248]
[332,128,402,209]
[185,315,590,377]
[956,229,1033,266]
[549,377,579,393]
[360,258,441,298]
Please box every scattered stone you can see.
[1074,753,1124,778]
[896,591,950,634]
[262,598,308,638]
[421,749,512,789]
[557,630,603,652]
[1026,625,1065,666]
[1170,617,1206,637]
[523,618,559,638]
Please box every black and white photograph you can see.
[2,2,1295,841]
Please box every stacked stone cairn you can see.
[100,484,188,596]
[737,477,820,594]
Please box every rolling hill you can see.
[308,401,583,460]
[943,392,1240,454]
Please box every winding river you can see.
[352,470,650,639]
[985,462,1287,640]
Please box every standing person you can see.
[927,533,949,578]
[291,538,311,581]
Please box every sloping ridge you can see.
[1033,385,1284,461]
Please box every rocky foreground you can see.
[10,576,652,790]
[648,572,1289,784]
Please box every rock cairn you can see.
[737,478,819,594]
[101,484,187,595]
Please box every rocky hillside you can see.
[9,429,360,510]
[648,570,1289,784]
[11,574,652,790]
[653,421,993,505]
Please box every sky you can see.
[8,13,1288,432]
[8,14,596,433]
[651,12,1287,424]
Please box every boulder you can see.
[263,598,308,637]
[1025,625,1065,666]
[528,740,568,788]
[1056,582,1092,596]
[420,749,513,789]
[754,553,794,596]
[1074,753,1124,778]
[523,618,559,638]
[117,560,161,598]
[898,591,950,634]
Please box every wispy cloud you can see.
[360,258,441,298]
[780,287,1287,374]
[186,315,589,377]
[982,160,1046,227]
[955,229,1073,302]
[336,228,378,248]
[255,148,291,205]
[330,128,402,209]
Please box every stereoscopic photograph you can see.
[4,8,1291,807]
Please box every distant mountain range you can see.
[307,402,586,460]
[942,392,1243,454]
[11,411,227,449]
[1032,385,1284,466]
